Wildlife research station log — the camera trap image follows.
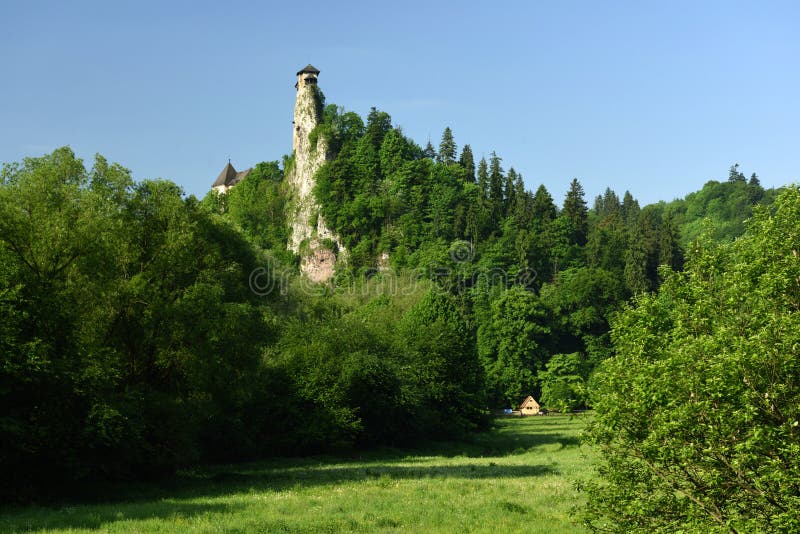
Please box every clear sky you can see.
[2,0,798,206]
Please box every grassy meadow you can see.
[0,415,595,533]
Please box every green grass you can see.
[0,415,595,533]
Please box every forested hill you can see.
[0,100,780,501]
[648,163,778,245]
[204,98,781,415]
[307,104,778,275]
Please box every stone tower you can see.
[287,64,344,282]
[292,64,321,156]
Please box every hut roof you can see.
[296,64,320,76]
[519,395,540,409]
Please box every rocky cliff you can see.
[286,66,344,283]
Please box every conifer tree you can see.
[365,107,392,147]
[459,144,476,182]
[437,127,457,165]
[594,187,620,218]
[488,151,504,219]
[624,235,650,295]
[747,172,765,204]
[728,163,746,182]
[532,184,557,222]
[423,140,437,159]
[477,157,489,200]
[657,212,683,272]
[621,190,640,225]
[513,173,533,227]
[504,168,518,216]
[562,178,589,246]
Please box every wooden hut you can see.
[519,395,541,415]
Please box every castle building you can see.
[211,161,252,194]
[295,64,320,88]
[208,63,342,282]
[292,64,321,155]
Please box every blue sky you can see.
[2,0,798,206]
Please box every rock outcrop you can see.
[286,65,344,282]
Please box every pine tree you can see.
[562,178,588,246]
[728,163,745,183]
[513,173,533,227]
[488,151,504,219]
[365,107,392,147]
[437,127,457,165]
[657,212,683,273]
[459,144,476,182]
[532,184,557,222]
[593,188,621,218]
[747,172,764,204]
[477,157,489,200]
[504,168,518,216]
[624,234,650,295]
[621,190,640,225]
[423,139,437,159]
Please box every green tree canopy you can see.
[583,187,800,532]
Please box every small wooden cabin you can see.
[519,395,541,415]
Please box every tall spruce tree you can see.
[657,212,683,273]
[365,107,392,148]
[748,173,765,204]
[477,157,489,200]
[488,151,505,220]
[459,144,476,182]
[728,163,746,183]
[513,173,533,227]
[620,190,640,225]
[504,168,518,216]
[437,127,457,165]
[423,140,437,159]
[562,178,589,246]
[532,184,557,222]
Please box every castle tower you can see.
[286,64,344,281]
[292,64,321,155]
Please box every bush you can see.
[582,188,800,532]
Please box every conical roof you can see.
[212,161,237,187]
[296,64,320,76]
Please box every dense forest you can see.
[1,92,794,529]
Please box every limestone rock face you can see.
[300,246,336,283]
[286,66,345,282]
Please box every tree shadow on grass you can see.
[418,416,586,458]
[0,417,581,531]
[149,461,559,503]
[0,463,556,532]
[0,501,239,533]
[208,461,557,487]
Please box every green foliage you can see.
[0,149,279,499]
[478,287,549,407]
[437,126,457,165]
[582,188,800,532]
[223,161,292,261]
[459,143,476,182]
[561,178,589,246]
[539,353,588,412]
[0,100,785,511]
[658,169,777,245]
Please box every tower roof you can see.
[296,64,320,76]
[213,161,238,187]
